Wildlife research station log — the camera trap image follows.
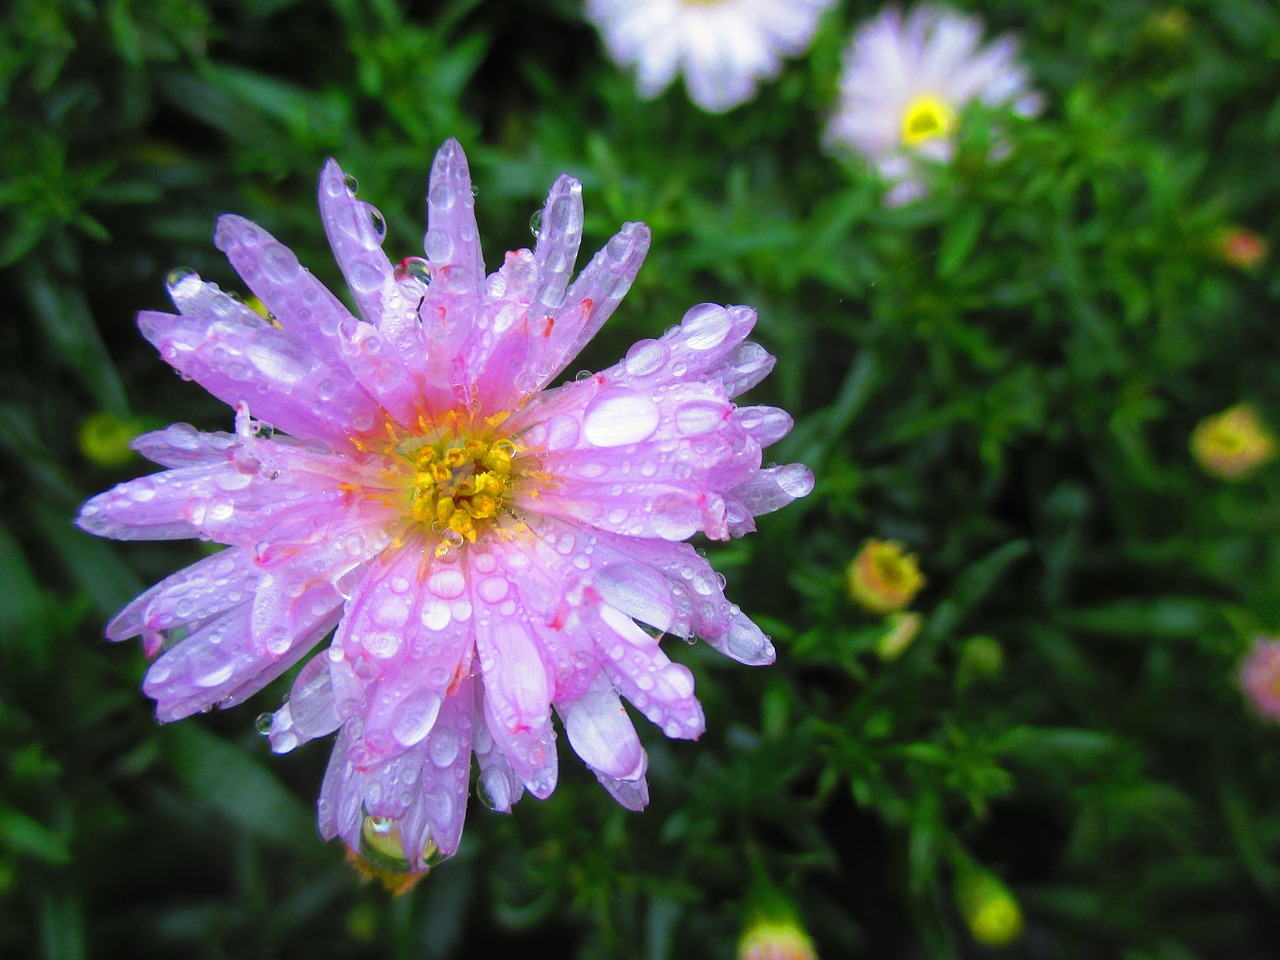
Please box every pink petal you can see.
[131,424,238,467]
[532,174,584,313]
[557,673,645,781]
[531,221,651,390]
[106,547,260,642]
[142,596,340,722]
[423,138,486,295]
[472,549,557,796]
[335,542,475,770]
[317,159,394,326]
[396,673,475,859]
[138,305,381,449]
[590,606,705,741]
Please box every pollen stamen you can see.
[901,94,954,145]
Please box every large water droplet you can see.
[245,333,310,384]
[391,691,442,747]
[582,386,660,448]
[623,339,668,378]
[369,208,387,239]
[166,266,198,291]
[255,712,274,735]
[343,173,359,194]
[675,399,727,437]
[394,256,433,285]
[681,304,733,351]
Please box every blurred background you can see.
[3,0,1280,956]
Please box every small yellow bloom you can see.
[956,867,1024,947]
[876,611,923,661]
[77,412,139,468]
[1191,404,1276,481]
[738,919,818,960]
[847,539,926,615]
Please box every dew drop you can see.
[255,712,274,735]
[429,731,460,768]
[624,339,668,378]
[394,256,433,285]
[529,210,543,238]
[166,266,198,291]
[582,386,660,448]
[343,173,359,194]
[369,208,387,238]
[681,304,733,350]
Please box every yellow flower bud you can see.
[738,919,818,960]
[846,539,926,615]
[1190,404,1276,481]
[77,412,139,468]
[956,867,1024,947]
[876,611,923,661]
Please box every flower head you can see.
[587,0,836,114]
[1240,637,1280,722]
[824,5,1042,206]
[738,918,818,960]
[1190,404,1276,481]
[955,866,1024,947]
[846,539,925,615]
[1211,226,1269,272]
[77,140,813,875]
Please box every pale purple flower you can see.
[77,140,813,871]
[824,5,1042,206]
[586,0,836,114]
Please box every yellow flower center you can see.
[355,410,551,556]
[901,95,955,145]
[409,432,517,542]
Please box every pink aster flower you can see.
[77,139,813,873]
[824,5,1042,206]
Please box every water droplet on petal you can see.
[582,386,660,448]
[529,210,543,238]
[255,712,273,735]
[369,208,387,238]
[681,304,733,351]
[394,256,433,285]
[344,173,359,194]
[166,266,198,291]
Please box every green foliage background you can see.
[3,0,1280,956]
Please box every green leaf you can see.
[0,807,71,864]
[165,725,316,853]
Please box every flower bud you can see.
[738,918,817,960]
[846,539,925,615]
[876,611,923,661]
[956,866,1023,947]
[1190,404,1276,480]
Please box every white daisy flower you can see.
[587,0,837,114]
[824,5,1043,205]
